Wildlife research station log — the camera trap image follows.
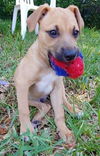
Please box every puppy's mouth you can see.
[48,51,72,67]
[48,50,83,65]
[48,51,53,63]
[48,51,64,64]
[48,51,66,63]
[48,51,66,70]
[48,51,56,67]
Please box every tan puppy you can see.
[14,4,84,148]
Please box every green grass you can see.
[0,19,100,156]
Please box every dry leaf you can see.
[0,125,7,135]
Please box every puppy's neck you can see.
[37,40,50,67]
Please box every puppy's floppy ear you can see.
[67,5,84,30]
[27,4,50,32]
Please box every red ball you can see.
[65,57,84,79]
[52,56,84,79]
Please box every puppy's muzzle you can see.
[55,48,80,62]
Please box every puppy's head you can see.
[27,4,84,62]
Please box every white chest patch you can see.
[36,72,57,95]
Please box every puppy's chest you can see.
[36,72,57,95]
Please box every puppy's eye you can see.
[73,28,79,38]
[47,29,59,38]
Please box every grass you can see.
[0,19,100,156]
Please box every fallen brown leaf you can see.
[0,125,7,135]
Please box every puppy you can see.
[14,4,84,148]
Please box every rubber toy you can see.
[49,52,84,79]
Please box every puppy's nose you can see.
[63,48,77,61]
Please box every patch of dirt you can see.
[65,78,96,103]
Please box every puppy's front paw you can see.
[20,123,34,142]
[59,129,76,148]
[20,122,34,134]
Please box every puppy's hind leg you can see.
[29,100,51,128]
